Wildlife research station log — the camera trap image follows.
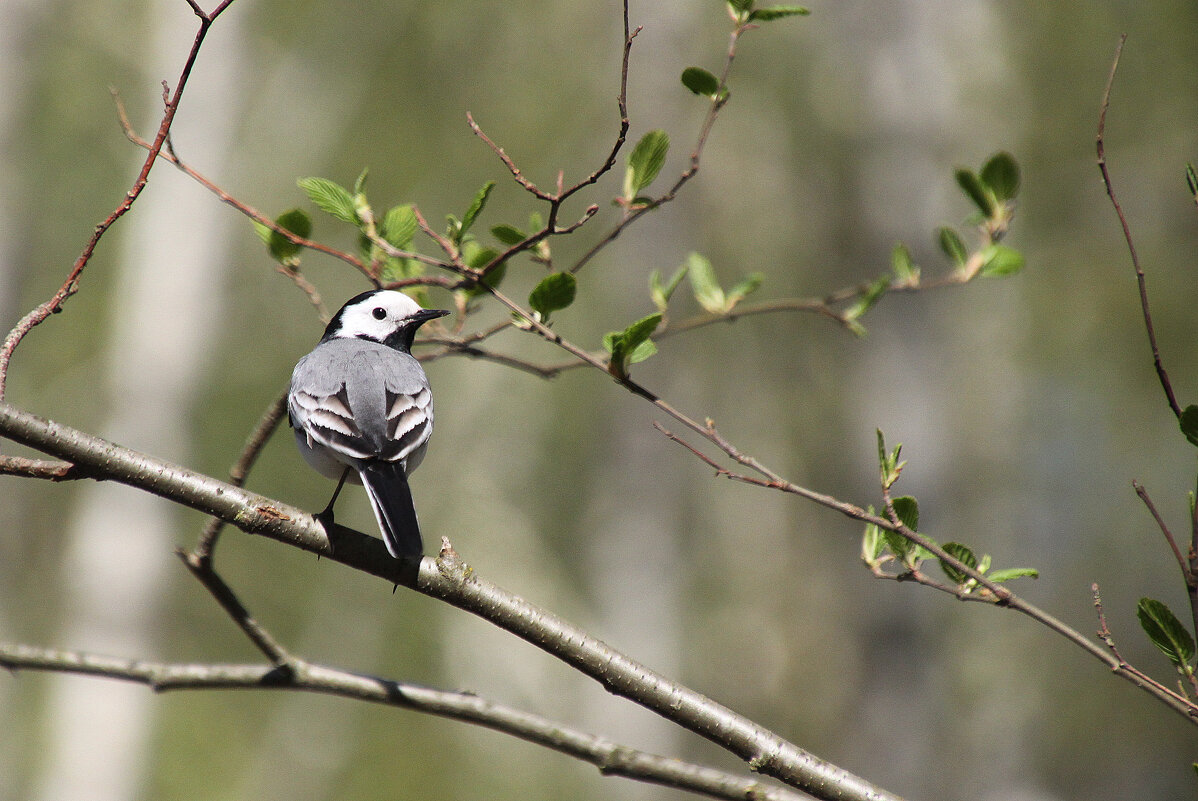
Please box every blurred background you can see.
[2,1,1197,799]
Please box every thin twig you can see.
[0,455,85,480]
[195,390,291,564]
[0,1,237,399]
[1092,583,1196,697]
[1095,34,1181,418]
[1132,480,1190,581]
[651,418,1198,723]
[570,22,744,275]
[275,266,329,321]
[178,550,296,667]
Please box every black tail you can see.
[360,462,423,558]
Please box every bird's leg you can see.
[315,467,351,531]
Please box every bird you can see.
[287,289,449,558]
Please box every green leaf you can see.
[382,256,423,283]
[491,224,526,246]
[464,244,500,271]
[620,312,661,353]
[650,266,689,312]
[890,242,918,283]
[954,168,997,217]
[727,0,754,12]
[861,507,887,565]
[681,67,720,98]
[297,177,358,224]
[1137,597,1196,670]
[1180,404,1198,447]
[605,312,663,377]
[979,244,1025,277]
[748,5,810,21]
[876,429,889,475]
[686,252,726,313]
[987,567,1039,583]
[602,332,658,366]
[528,272,577,320]
[380,204,417,249]
[460,181,496,240]
[876,429,906,489]
[980,151,1020,202]
[261,208,312,263]
[936,227,968,266]
[726,272,764,308]
[1187,163,1198,200]
[881,528,914,564]
[842,275,890,335]
[939,542,978,584]
[625,130,670,200]
[891,495,919,532]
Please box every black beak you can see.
[414,308,451,325]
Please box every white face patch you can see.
[332,290,425,341]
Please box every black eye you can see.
[372,307,387,320]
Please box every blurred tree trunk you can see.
[31,7,246,800]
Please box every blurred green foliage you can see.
[3,2,1198,800]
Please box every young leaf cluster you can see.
[725,0,810,26]
[605,313,662,381]
[684,253,763,315]
[946,151,1024,278]
[253,171,428,286]
[838,152,1024,337]
[862,431,1039,591]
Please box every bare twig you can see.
[178,550,296,667]
[570,21,744,274]
[0,0,237,400]
[1132,480,1191,583]
[1095,34,1181,419]
[275,265,330,321]
[1092,583,1197,698]
[0,454,85,480]
[0,641,809,801]
[195,390,291,564]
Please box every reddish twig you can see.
[1095,34,1181,419]
[0,455,85,480]
[0,0,237,400]
[570,21,745,275]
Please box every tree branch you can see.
[1095,34,1182,419]
[0,400,899,800]
[654,420,1198,724]
[0,0,237,400]
[0,641,810,801]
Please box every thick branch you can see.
[0,642,808,801]
[0,401,897,800]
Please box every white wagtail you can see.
[288,289,449,558]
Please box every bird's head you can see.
[322,289,450,352]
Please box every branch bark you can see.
[0,642,810,801]
[0,400,900,801]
